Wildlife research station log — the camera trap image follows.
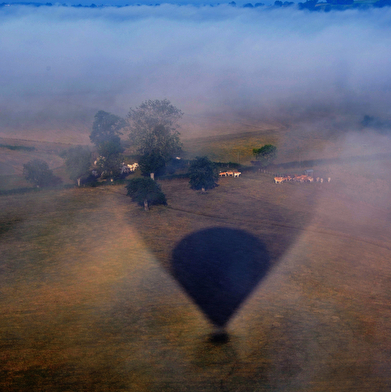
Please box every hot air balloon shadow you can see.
[172,227,271,342]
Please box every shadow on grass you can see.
[172,227,270,330]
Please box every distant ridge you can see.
[1,1,390,10]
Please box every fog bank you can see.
[1,5,391,140]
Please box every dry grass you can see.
[1,154,391,391]
[0,138,75,190]
[1,126,391,390]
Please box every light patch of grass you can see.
[183,129,281,163]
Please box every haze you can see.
[1,5,391,142]
[2,4,391,390]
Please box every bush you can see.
[126,177,167,211]
[188,157,219,192]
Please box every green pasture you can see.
[182,129,281,163]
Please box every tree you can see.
[188,157,219,193]
[23,159,61,187]
[127,99,183,170]
[126,177,167,211]
[62,146,92,186]
[90,110,126,147]
[252,144,277,167]
[97,139,124,179]
[90,111,127,180]
[139,150,166,180]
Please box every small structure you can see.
[304,169,314,177]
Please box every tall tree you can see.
[97,139,124,179]
[127,99,183,164]
[126,177,167,211]
[23,159,61,187]
[90,110,126,147]
[62,146,92,186]
[188,156,219,193]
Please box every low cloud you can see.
[1,5,391,138]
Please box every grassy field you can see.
[0,123,337,191]
[1,142,391,391]
[0,137,79,191]
[182,129,282,163]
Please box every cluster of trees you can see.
[23,100,182,188]
[22,98,276,212]
[126,156,219,210]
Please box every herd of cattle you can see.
[219,170,331,184]
[219,171,242,178]
[274,174,330,184]
[101,160,330,185]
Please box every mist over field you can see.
[1,5,391,142]
[3,4,391,391]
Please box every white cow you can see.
[126,163,139,172]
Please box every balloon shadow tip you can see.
[209,331,230,345]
